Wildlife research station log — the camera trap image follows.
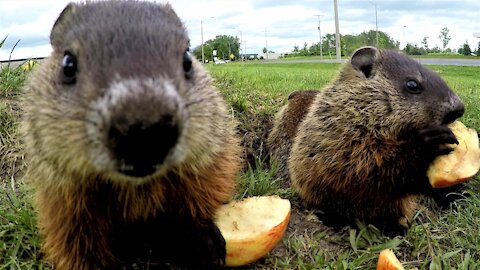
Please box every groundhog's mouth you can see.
[117,162,157,178]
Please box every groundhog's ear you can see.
[50,3,76,48]
[162,3,177,15]
[350,46,378,78]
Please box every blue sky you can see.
[1,0,479,60]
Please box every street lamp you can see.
[233,28,243,61]
[368,0,378,47]
[403,25,407,50]
[201,17,214,64]
[314,14,323,59]
[237,30,243,61]
[263,30,269,59]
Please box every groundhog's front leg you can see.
[406,125,465,204]
[186,219,226,270]
[129,215,226,270]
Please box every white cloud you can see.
[1,0,72,59]
[1,0,479,60]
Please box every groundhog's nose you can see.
[442,102,465,124]
[108,115,179,177]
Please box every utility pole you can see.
[333,0,341,61]
[244,40,247,58]
[262,30,269,59]
[201,20,204,63]
[314,14,323,59]
[200,17,214,64]
[403,25,406,50]
[238,30,243,61]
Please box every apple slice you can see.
[215,195,291,267]
[427,121,480,188]
[376,249,405,270]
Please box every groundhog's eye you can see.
[405,80,422,94]
[183,50,193,79]
[61,52,77,84]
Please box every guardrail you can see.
[0,57,46,68]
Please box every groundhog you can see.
[20,1,241,269]
[268,47,465,231]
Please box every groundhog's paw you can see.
[417,125,458,156]
[428,183,469,209]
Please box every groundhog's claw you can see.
[418,125,458,145]
[416,125,458,157]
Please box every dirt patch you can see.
[229,203,351,270]
[233,105,274,171]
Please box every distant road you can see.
[0,57,46,69]
[412,58,480,66]
[260,58,480,66]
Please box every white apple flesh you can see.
[215,196,291,267]
[427,121,480,188]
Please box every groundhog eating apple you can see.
[268,46,466,232]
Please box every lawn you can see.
[269,54,478,62]
[0,59,479,269]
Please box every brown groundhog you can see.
[20,1,241,269]
[268,47,465,231]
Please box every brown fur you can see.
[269,47,464,231]
[267,90,319,185]
[21,1,241,269]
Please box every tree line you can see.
[404,28,480,56]
[290,27,480,57]
[192,35,241,63]
[192,27,479,62]
[289,30,399,57]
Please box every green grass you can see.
[207,62,340,115]
[212,62,480,269]
[277,55,338,60]
[1,60,480,269]
[0,182,48,269]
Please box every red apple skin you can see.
[431,175,474,188]
[225,210,291,267]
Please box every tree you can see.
[340,30,399,56]
[438,27,451,51]
[421,36,429,51]
[458,41,472,56]
[476,42,480,56]
[322,33,337,57]
[404,43,426,55]
[192,35,240,62]
[341,34,364,56]
[293,45,299,52]
[299,42,309,56]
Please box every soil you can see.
[232,104,274,171]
